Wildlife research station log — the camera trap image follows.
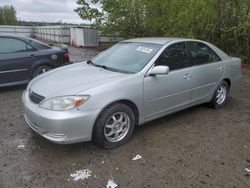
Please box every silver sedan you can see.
[22,38,241,148]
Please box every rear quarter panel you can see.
[206,42,241,92]
[224,57,242,91]
[30,49,66,72]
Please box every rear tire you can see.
[210,80,229,109]
[93,103,135,149]
[33,65,52,78]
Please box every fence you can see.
[0,25,122,47]
[33,25,71,44]
[0,25,32,36]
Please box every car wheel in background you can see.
[33,65,52,78]
[93,103,135,149]
[210,80,229,109]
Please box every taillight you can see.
[63,52,69,62]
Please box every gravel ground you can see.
[0,47,250,188]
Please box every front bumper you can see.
[22,90,101,144]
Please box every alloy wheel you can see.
[104,112,130,143]
[216,85,227,105]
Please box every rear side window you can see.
[155,42,188,71]
[187,42,221,65]
[0,38,34,54]
[30,40,51,50]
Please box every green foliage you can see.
[76,0,250,61]
[0,5,18,25]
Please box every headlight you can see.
[39,96,89,111]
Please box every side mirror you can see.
[149,65,169,76]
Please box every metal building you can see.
[70,27,98,47]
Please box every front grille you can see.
[29,90,45,104]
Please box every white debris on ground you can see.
[106,179,118,188]
[17,144,25,149]
[132,155,142,161]
[70,169,92,181]
[245,168,250,173]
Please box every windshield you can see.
[92,42,162,73]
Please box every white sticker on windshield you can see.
[136,46,153,53]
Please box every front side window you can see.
[0,38,34,54]
[155,42,188,71]
[187,42,221,65]
[92,42,162,73]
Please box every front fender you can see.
[77,74,145,124]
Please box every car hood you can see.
[29,63,128,98]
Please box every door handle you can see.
[217,67,224,71]
[184,74,192,80]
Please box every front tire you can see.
[210,80,229,109]
[93,103,135,149]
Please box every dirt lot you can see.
[0,47,250,188]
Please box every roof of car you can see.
[123,37,189,44]
[0,34,33,42]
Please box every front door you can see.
[143,42,193,120]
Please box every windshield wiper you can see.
[86,60,94,65]
[106,67,132,74]
[86,60,131,74]
[88,61,109,70]
[87,60,105,68]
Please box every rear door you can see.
[186,42,224,103]
[0,37,37,85]
[143,42,194,120]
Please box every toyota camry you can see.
[22,38,241,148]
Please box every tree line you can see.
[76,0,250,62]
[0,5,17,25]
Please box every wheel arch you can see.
[94,99,140,129]
[30,60,56,78]
[223,78,231,89]
[92,99,139,148]
[31,60,56,72]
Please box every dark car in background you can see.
[0,35,71,87]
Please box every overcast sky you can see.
[0,0,90,24]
